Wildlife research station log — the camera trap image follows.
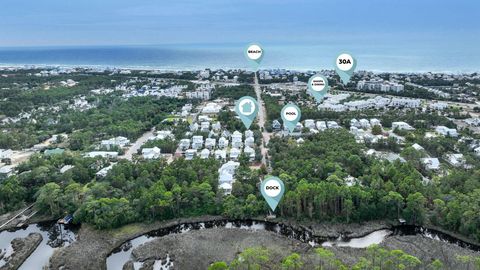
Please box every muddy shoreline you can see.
[0,233,42,270]
[1,212,478,270]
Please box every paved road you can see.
[253,73,272,168]
[120,129,155,160]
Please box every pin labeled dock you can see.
[335,53,357,85]
[260,176,285,211]
[235,96,259,129]
[308,74,329,102]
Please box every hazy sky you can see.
[0,0,478,46]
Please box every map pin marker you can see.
[245,43,264,70]
[335,53,357,85]
[260,176,285,212]
[281,103,301,133]
[308,74,329,103]
[235,96,259,129]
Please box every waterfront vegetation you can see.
[209,245,480,270]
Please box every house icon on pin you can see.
[242,101,252,114]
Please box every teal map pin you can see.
[335,53,357,85]
[281,103,301,133]
[260,176,285,212]
[308,74,329,102]
[244,43,264,70]
[235,96,259,129]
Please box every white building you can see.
[304,119,316,129]
[435,126,458,137]
[179,139,190,151]
[215,149,227,160]
[218,137,229,149]
[202,102,222,114]
[85,151,118,159]
[421,158,441,170]
[229,148,241,160]
[357,79,404,92]
[444,153,466,167]
[231,131,243,149]
[101,136,130,149]
[142,147,161,159]
[200,122,210,132]
[192,136,204,149]
[244,130,254,138]
[392,122,415,131]
[205,138,216,149]
[200,149,210,159]
[316,121,327,131]
[327,121,340,129]
[185,149,196,160]
[0,149,13,160]
[218,161,240,195]
[245,136,255,148]
[244,146,255,161]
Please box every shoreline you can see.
[0,63,478,75]
[2,212,479,269]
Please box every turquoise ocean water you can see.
[0,42,478,73]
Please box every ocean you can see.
[0,42,478,73]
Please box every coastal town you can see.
[1,66,480,269]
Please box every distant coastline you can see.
[0,44,478,74]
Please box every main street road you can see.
[254,73,272,168]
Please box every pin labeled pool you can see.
[244,43,264,70]
[335,53,357,85]
[308,74,329,102]
[281,103,301,133]
[260,176,285,211]
[235,96,259,129]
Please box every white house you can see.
[218,137,229,149]
[219,183,232,195]
[245,137,255,148]
[190,123,199,132]
[327,121,340,129]
[445,153,466,167]
[231,131,243,149]
[244,130,254,138]
[200,149,210,159]
[179,139,190,151]
[212,122,222,131]
[0,165,14,180]
[392,122,415,131]
[215,149,227,160]
[304,119,316,129]
[142,147,161,159]
[205,138,216,149]
[370,118,382,127]
[0,149,13,160]
[359,119,371,129]
[421,158,441,170]
[150,130,173,141]
[316,121,327,131]
[192,136,204,149]
[244,146,255,161]
[435,126,458,137]
[101,136,130,149]
[229,148,241,160]
[185,149,196,160]
[202,102,222,114]
[200,122,210,132]
[85,151,118,159]
[96,163,116,178]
